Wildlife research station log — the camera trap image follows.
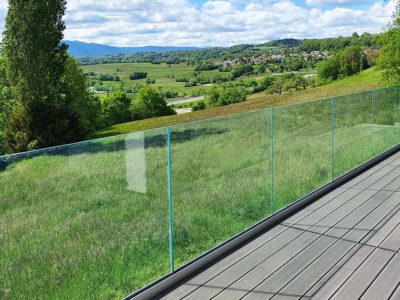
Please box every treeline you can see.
[102,87,175,126]
[317,46,373,81]
[78,34,381,66]
[302,32,379,52]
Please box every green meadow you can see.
[0,87,398,299]
[81,62,220,96]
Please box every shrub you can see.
[129,72,147,80]
[208,87,247,107]
[102,91,132,126]
[192,101,207,111]
[131,86,176,120]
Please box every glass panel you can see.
[0,129,169,298]
[372,87,400,155]
[333,91,374,178]
[274,99,332,211]
[171,110,271,268]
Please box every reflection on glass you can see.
[125,131,147,193]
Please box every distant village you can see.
[213,51,328,67]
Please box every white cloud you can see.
[305,0,372,7]
[0,0,396,47]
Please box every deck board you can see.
[160,151,400,300]
[361,253,400,300]
[330,249,394,300]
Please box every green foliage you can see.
[302,33,378,52]
[232,64,254,78]
[97,73,120,81]
[131,86,176,120]
[0,56,13,154]
[2,0,87,152]
[102,91,132,126]
[208,87,247,107]
[145,78,156,84]
[191,101,207,111]
[194,64,219,71]
[318,56,341,80]
[268,77,284,94]
[318,46,368,81]
[63,58,103,133]
[378,2,400,85]
[129,72,147,80]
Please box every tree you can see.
[294,75,308,90]
[317,46,367,81]
[2,0,85,152]
[268,78,284,94]
[378,1,400,85]
[0,56,14,154]
[62,57,102,133]
[131,86,176,120]
[102,91,132,126]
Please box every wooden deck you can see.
[161,151,400,300]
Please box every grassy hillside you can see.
[95,67,384,137]
[1,85,398,299]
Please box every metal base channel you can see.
[125,144,400,300]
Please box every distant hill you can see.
[64,40,201,57]
[263,38,301,47]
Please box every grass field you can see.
[1,85,398,299]
[81,62,221,96]
[94,67,384,138]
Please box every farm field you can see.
[1,86,398,299]
[81,62,223,97]
[95,67,384,137]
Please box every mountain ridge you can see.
[64,40,202,57]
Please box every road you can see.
[167,96,206,106]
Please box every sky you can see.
[0,0,396,47]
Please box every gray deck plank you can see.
[383,176,400,191]
[342,191,398,242]
[368,174,398,190]
[182,228,306,300]
[273,239,355,299]
[312,246,374,299]
[380,216,400,251]
[241,236,337,300]
[351,165,397,190]
[160,225,288,299]
[283,187,348,226]
[283,188,363,230]
[209,232,321,300]
[389,284,400,299]
[361,253,400,300]
[366,213,400,247]
[324,191,393,239]
[387,166,400,177]
[306,189,377,235]
[388,156,400,166]
[302,244,362,298]
[341,164,382,188]
[330,249,394,300]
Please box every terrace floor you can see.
[160,151,400,300]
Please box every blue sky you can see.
[0,0,396,47]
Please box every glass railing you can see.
[0,86,399,299]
